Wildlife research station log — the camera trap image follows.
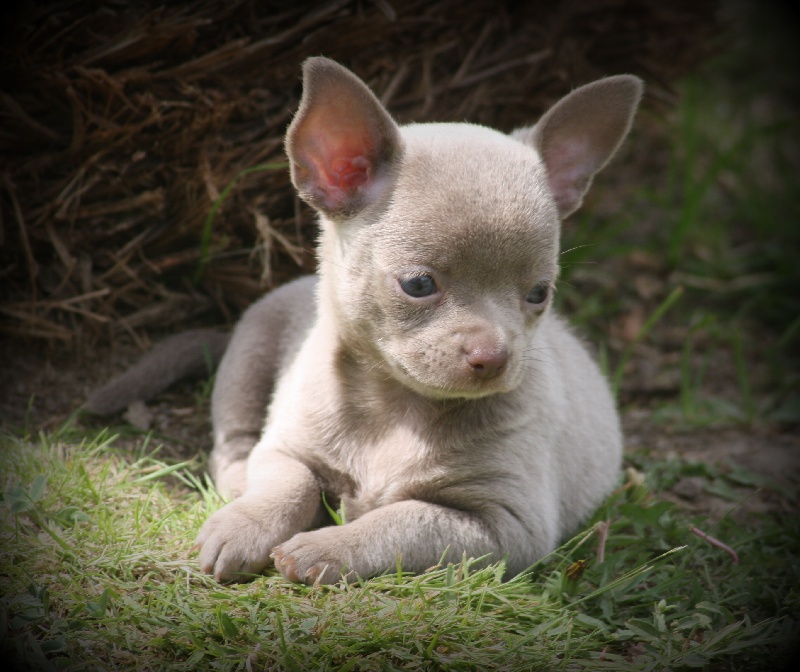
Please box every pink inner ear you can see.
[299,117,374,211]
[547,138,594,179]
[544,137,596,212]
[323,150,370,191]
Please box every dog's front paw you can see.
[194,499,280,582]
[272,527,354,585]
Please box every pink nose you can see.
[466,346,508,380]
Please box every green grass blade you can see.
[194,161,289,284]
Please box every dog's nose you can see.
[466,346,508,380]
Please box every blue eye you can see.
[525,283,549,305]
[400,275,437,298]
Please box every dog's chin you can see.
[388,365,520,401]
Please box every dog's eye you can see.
[525,283,549,305]
[400,275,437,298]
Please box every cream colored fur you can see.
[190,57,642,584]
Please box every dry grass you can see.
[0,0,718,345]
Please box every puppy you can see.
[90,57,641,584]
[188,57,643,584]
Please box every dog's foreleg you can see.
[272,499,552,584]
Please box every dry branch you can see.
[0,0,719,345]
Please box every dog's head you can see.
[285,57,641,399]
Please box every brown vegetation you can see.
[0,0,718,346]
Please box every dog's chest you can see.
[308,416,447,521]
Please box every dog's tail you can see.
[84,329,231,416]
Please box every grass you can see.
[194,162,290,285]
[1,424,797,671]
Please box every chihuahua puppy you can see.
[188,57,642,584]
[88,57,641,584]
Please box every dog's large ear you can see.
[513,76,643,219]
[286,57,402,218]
